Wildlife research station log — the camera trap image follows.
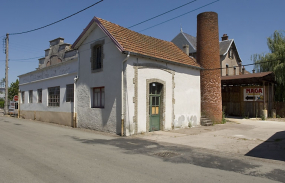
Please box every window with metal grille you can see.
[29,90,33,103]
[92,45,102,70]
[21,91,25,103]
[92,87,104,108]
[48,86,60,106]
[37,89,42,103]
[66,84,74,102]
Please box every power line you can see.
[128,0,198,29]
[204,58,285,71]
[10,0,104,35]
[139,0,220,32]
[0,56,43,62]
[79,0,215,49]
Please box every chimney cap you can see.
[221,34,229,41]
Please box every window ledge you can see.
[91,68,103,73]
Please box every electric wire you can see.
[139,0,220,32]
[79,0,219,49]
[6,0,218,63]
[128,0,198,29]
[0,56,43,62]
[204,58,285,71]
[9,0,104,35]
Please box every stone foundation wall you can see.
[20,110,75,127]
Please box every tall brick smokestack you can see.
[197,12,222,123]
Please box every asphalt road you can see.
[0,116,284,183]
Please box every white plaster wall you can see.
[76,25,125,134]
[19,59,78,113]
[125,57,200,135]
[19,73,76,113]
[19,60,78,85]
[124,58,135,136]
[137,67,172,132]
[168,64,201,128]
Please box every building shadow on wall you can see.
[245,131,285,162]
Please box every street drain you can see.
[153,151,179,158]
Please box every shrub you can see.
[261,115,265,120]
[222,111,227,124]
[0,100,4,108]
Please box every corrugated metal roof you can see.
[221,72,275,85]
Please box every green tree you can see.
[252,30,285,101]
[0,78,5,88]
[8,79,19,101]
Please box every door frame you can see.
[146,79,165,132]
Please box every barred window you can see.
[66,84,74,102]
[92,45,102,70]
[29,90,33,103]
[92,87,104,108]
[48,86,60,106]
[21,91,25,103]
[37,89,42,103]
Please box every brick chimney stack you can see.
[221,34,228,41]
[197,12,222,123]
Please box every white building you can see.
[0,87,4,99]
[18,38,78,126]
[72,17,201,136]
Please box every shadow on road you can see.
[245,131,285,162]
[67,135,285,182]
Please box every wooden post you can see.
[4,33,9,115]
[267,82,271,114]
[263,81,265,110]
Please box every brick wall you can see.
[197,12,222,123]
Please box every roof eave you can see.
[123,51,201,70]
[71,17,124,52]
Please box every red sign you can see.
[13,95,18,101]
[245,88,263,94]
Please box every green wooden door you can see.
[149,82,162,132]
[149,95,160,131]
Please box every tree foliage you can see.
[252,30,285,101]
[8,79,19,101]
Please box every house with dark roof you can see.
[72,17,202,136]
[172,30,243,76]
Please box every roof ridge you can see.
[96,17,174,45]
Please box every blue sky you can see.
[0,0,284,85]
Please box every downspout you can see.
[74,50,80,128]
[121,52,130,136]
[74,75,78,127]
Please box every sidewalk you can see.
[135,118,285,162]
[0,108,3,117]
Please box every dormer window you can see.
[228,48,233,59]
[90,40,104,72]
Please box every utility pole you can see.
[4,33,9,115]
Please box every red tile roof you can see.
[73,17,200,68]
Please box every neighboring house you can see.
[18,38,78,126]
[72,17,201,136]
[172,30,243,76]
[0,87,4,99]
